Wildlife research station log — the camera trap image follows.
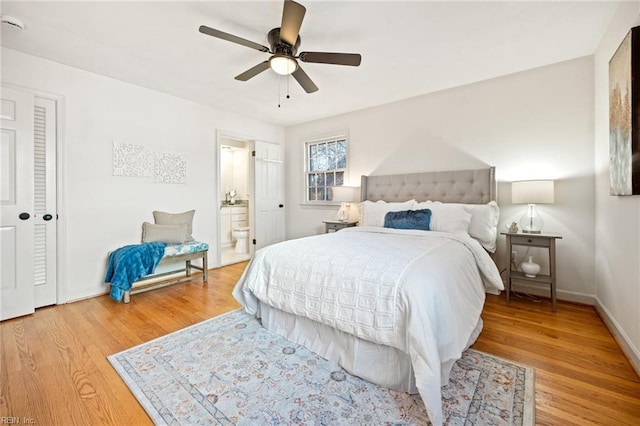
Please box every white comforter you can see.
[233,227,503,425]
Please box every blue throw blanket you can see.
[105,242,167,302]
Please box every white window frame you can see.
[302,133,350,205]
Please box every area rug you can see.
[108,309,535,425]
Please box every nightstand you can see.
[502,232,563,312]
[323,220,358,233]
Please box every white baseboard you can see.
[594,297,640,377]
[66,289,110,303]
[510,282,595,305]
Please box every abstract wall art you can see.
[609,25,640,195]
[154,153,187,184]
[112,141,153,178]
[112,140,187,184]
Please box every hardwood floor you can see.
[478,293,640,425]
[1,262,639,425]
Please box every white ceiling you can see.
[0,1,618,127]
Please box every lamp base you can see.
[519,204,544,235]
[522,229,542,234]
[336,202,350,222]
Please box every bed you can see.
[232,167,503,425]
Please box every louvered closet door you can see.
[33,97,57,308]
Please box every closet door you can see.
[0,89,58,320]
[33,97,57,308]
[1,87,35,320]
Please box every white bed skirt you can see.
[258,301,483,394]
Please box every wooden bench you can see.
[122,242,208,303]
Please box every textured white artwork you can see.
[154,153,187,184]
[112,141,153,177]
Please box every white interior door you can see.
[253,141,285,250]
[1,87,35,320]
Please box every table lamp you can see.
[333,186,358,222]
[511,180,554,234]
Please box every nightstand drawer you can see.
[322,220,358,233]
[325,222,343,232]
[510,235,551,248]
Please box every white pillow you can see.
[153,210,195,240]
[467,201,500,252]
[413,200,499,251]
[413,201,472,235]
[142,222,188,244]
[358,200,416,227]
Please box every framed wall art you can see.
[609,25,640,195]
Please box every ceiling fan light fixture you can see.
[199,0,361,94]
[269,54,298,75]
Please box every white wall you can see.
[593,3,640,372]
[219,137,251,203]
[220,148,234,201]
[1,47,284,302]
[220,147,250,202]
[232,148,250,200]
[285,56,596,302]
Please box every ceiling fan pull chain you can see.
[278,75,281,108]
[287,74,290,99]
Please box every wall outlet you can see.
[511,250,518,263]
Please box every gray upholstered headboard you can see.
[360,167,496,204]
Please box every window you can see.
[305,135,348,203]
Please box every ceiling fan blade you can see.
[299,52,362,66]
[235,61,271,81]
[199,25,269,53]
[292,67,318,93]
[280,0,306,46]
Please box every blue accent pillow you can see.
[383,209,432,231]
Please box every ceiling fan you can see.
[199,0,362,94]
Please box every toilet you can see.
[232,227,250,254]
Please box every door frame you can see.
[215,129,256,268]
[3,83,68,305]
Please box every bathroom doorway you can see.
[217,133,254,266]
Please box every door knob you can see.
[279,204,284,208]
[43,214,53,221]
[19,212,30,220]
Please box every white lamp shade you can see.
[332,186,358,202]
[511,180,555,204]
